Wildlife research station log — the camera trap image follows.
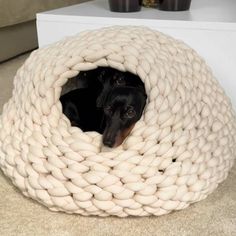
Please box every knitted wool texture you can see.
[0,26,235,217]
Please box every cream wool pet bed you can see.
[0,26,235,217]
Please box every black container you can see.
[109,0,141,12]
[158,0,191,11]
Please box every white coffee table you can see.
[36,0,236,109]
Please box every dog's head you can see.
[102,86,147,148]
[96,68,126,108]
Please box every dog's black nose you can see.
[103,140,114,148]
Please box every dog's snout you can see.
[103,128,117,148]
[103,139,114,148]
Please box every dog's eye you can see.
[115,77,125,85]
[104,106,112,115]
[125,109,136,118]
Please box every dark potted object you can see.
[108,0,142,12]
[158,0,192,11]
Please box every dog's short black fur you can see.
[96,68,145,108]
[75,68,102,92]
[102,86,147,148]
[60,88,105,133]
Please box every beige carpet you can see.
[0,53,235,236]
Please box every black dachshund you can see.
[60,67,147,147]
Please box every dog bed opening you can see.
[60,66,147,148]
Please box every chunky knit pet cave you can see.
[0,26,235,217]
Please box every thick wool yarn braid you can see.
[0,26,235,217]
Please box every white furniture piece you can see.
[36,0,236,110]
